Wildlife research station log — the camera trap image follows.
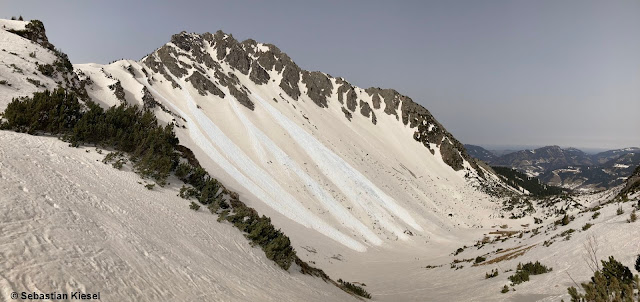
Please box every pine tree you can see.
[174,162,192,180]
[601,256,633,286]
[567,256,637,301]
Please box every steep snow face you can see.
[75,31,502,254]
[0,22,59,109]
[0,131,356,302]
[0,20,84,111]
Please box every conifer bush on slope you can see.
[337,279,371,299]
[0,88,371,299]
[0,88,293,267]
[567,256,639,302]
[507,261,552,285]
[1,88,178,184]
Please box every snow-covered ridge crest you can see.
[144,30,485,175]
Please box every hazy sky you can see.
[2,0,638,150]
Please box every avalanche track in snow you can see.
[73,31,503,255]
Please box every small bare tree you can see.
[582,234,600,273]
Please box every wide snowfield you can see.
[0,131,355,302]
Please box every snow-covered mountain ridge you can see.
[4,19,640,302]
[149,29,482,174]
[71,28,513,254]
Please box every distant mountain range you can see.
[464,144,497,162]
[465,144,640,191]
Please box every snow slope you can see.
[72,30,608,301]
[4,21,639,301]
[2,130,639,302]
[0,131,356,302]
[334,188,640,302]
[0,20,59,109]
[75,33,504,259]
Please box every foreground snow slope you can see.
[0,131,355,302]
[2,127,637,302]
[2,130,639,302]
